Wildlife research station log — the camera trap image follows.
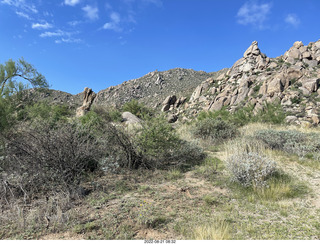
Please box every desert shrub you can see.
[102,123,144,170]
[255,129,320,159]
[17,102,71,125]
[231,104,257,126]
[254,129,306,150]
[196,102,284,126]
[92,105,122,122]
[79,110,104,131]
[122,99,153,119]
[136,116,180,157]
[256,103,285,124]
[192,118,237,142]
[283,133,320,159]
[166,140,206,170]
[1,120,104,203]
[197,109,230,122]
[226,152,277,188]
[135,116,206,169]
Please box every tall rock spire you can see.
[243,41,261,57]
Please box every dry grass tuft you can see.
[191,219,231,240]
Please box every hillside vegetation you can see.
[1,97,320,240]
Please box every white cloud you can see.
[103,12,122,31]
[64,0,80,6]
[285,14,300,27]
[32,22,53,30]
[82,5,99,20]
[40,30,71,38]
[15,11,31,19]
[55,38,82,44]
[237,1,272,29]
[1,0,38,13]
[110,12,121,23]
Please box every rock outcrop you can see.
[177,39,320,125]
[76,87,96,117]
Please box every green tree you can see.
[0,58,48,97]
[0,58,49,132]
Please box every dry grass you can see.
[191,219,231,240]
[223,136,270,159]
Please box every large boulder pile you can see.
[175,39,320,125]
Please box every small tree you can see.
[0,58,48,97]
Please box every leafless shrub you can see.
[1,120,104,204]
[102,123,145,170]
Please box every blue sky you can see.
[1,0,320,94]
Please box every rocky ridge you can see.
[94,68,218,108]
[167,40,320,125]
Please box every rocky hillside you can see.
[24,68,222,109]
[21,88,83,108]
[168,40,320,125]
[94,68,220,108]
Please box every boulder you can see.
[303,78,319,92]
[167,114,178,123]
[304,59,319,68]
[190,85,203,102]
[267,78,283,94]
[312,115,320,125]
[293,41,304,49]
[175,97,187,108]
[302,51,312,59]
[210,97,227,111]
[163,95,177,106]
[286,116,298,124]
[122,112,141,124]
[299,87,311,96]
[161,104,170,112]
[162,95,177,112]
[286,48,302,60]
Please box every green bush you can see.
[256,103,285,124]
[79,110,103,130]
[135,116,206,169]
[17,102,71,126]
[136,116,180,157]
[122,99,153,119]
[92,105,122,122]
[196,102,284,127]
[192,118,238,142]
